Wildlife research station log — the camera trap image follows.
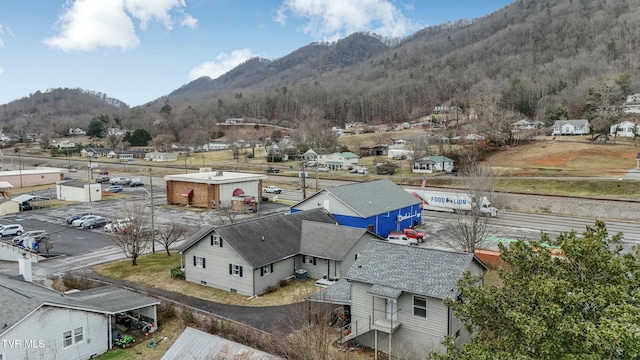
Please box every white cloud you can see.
[43,0,197,52]
[0,66,3,76]
[43,0,139,51]
[0,24,4,47]
[275,0,420,39]
[189,49,256,81]
[180,13,198,29]
[123,0,186,30]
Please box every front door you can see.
[385,299,398,321]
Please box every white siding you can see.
[219,181,261,203]
[184,233,254,296]
[253,257,295,295]
[0,307,108,360]
[340,236,373,278]
[292,192,358,216]
[299,255,330,279]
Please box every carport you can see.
[11,194,51,211]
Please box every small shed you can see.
[57,180,103,202]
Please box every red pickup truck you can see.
[392,229,424,242]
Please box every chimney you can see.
[18,252,32,282]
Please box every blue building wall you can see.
[316,204,421,238]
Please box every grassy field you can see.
[93,252,321,307]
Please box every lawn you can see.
[93,252,321,307]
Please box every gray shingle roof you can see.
[300,221,379,260]
[306,278,351,305]
[345,240,480,299]
[0,275,159,335]
[183,209,336,269]
[552,119,589,127]
[321,179,419,218]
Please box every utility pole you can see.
[87,155,92,203]
[299,156,306,199]
[18,155,23,188]
[148,168,155,254]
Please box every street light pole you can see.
[148,168,155,254]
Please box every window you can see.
[210,235,223,247]
[74,327,83,343]
[193,256,206,268]
[305,256,316,265]
[63,331,72,347]
[413,296,427,318]
[260,264,274,276]
[229,264,243,277]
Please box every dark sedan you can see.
[65,212,91,224]
[82,217,110,229]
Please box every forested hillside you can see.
[2,0,639,146]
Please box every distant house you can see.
[359,145,388,157]
[610,121,639,137]
[302,148,331,162]
[412,156,454,173]
[107,128,124,136]
[145,152,178,162]
[178,209,367,296]
[323,152,360,170]
[202,142,230,151]
[224,118,245,124]
[551,119,590,136]
[68,128,86,136]
[337,241,487,358]
[387,149,414,160]
[80,147,112,158]
[0,271,159,360]
[55,140,76,149]
[512,119,544,131]
[291,180,422,238]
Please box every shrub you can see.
[156,301,176,322]
[170,266,185,280]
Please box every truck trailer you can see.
[405,189,498,217]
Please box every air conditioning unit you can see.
[216,170,224,176]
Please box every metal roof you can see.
[306,278,351,305]
[161,327,283,360]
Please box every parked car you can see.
[66,212,91,224]
[68,168,78,173]
[12,230,49,245]
[0,224,24,238]
[307,161,318,167]
[124,159,133,164]
[357,167,370,175]
[266,167,280,174]
[104,218,132,233]
[72,215,101,227]
[109,177,131,185]
[318,166,330,172]
[446,166,459,175]
[129,179,144,187]
[99,169,109,175]
[96,176,111,183]
[19,201,33,211]
[82,217,110,229]
[386,234,418,246]
[105,185,124,193]
[349,168,358,174]
[263,185,282,194]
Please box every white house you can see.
[0,270,159,360]
[334,241,487,358]
[551,119,590,136]
[610,121,639,137]
[412,156,454,173]
[323,152,360,170]
[68,128,86,136]
[55,140,76,149]
[388,149,414,160]
[202,142,230,151]
[512,119,544,131]
[145,152,178,162]
[302,148,331,162]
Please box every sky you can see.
[0,0,514,107]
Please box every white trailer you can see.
[405,189,498,217]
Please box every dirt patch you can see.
[486,139,639,176]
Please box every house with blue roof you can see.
[290,180,422,237]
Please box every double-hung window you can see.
[229,264,243,277]
[193,256,206,268]
[260,264,274,276]
[413,296,427,318]
[210,234,223,247]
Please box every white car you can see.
[263,186,282,194]
[386,234,418,246]
[0,224,24,238]
[318,166,330,172]
[72,215,100,227]
[104,218,132,233]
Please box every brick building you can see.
[164,170,267,210]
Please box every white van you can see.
[386,234,418,246]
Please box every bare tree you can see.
[406,135,430,161]
[156,222,189,256]
[38,131,55,150]
[447,151,497,253]
[39,236,55,257]
[108,203,151,266]
[107,134,122,150]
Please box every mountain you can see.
[3,0,640,138]
[167,32,391,102]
